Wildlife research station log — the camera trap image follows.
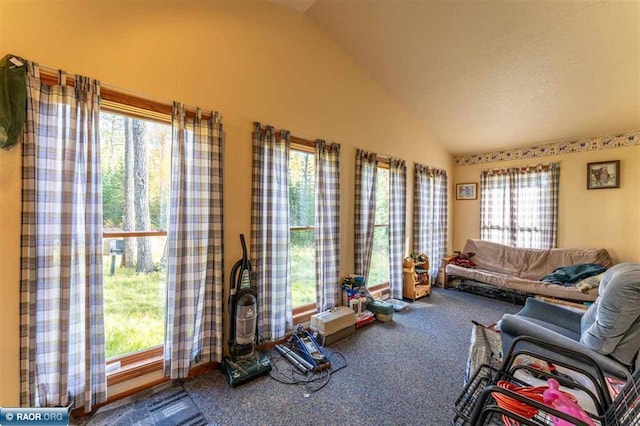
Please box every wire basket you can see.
[453,364,597,426]
[603,368,640,426]
[454,364,553,425]
[454,364,499,423]
[455,335,640,426]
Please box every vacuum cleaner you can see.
[221,234,272,387]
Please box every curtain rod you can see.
[34,61,219,121]
[37,63,166,105]
[355,148,398,165]
[258,126,339,150]
[483,163,555,173]
[374,151,410,165]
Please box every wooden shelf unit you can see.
[402,256,431,301]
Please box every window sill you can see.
[369,282,391,299]
[293,305,317,325]
[107,346,163,386]
[106,346,216,388]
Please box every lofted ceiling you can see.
[271,0,640,155]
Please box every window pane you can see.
[375,168,389,225]
[289,149,317,308]
[100,112,171,358]
[100,112,171,232]
[369,226,390,285]
[368,167,390,285]
[289,150,315,227]
[291,229,316,307]
[482,184,510,245]
[103,236,166,358]
[516,183,544,248]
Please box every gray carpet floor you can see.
[83,288,521,425]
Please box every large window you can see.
[480,164,560,249]
[368,166,390,285]
[100,111,171,359]
[289,147,316,308]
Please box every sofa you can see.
[445,239,613,302]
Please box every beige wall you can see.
[0,0,452,405]
[452,145,640,263]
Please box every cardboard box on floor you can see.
[310,306,357,346]
[315,325,356,346]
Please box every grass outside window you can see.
[103,236,167,359]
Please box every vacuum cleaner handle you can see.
[240,234,248,259]
[238,234,252,290]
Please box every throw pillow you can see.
[452,251,476,268]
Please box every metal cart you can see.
[453,336,639,425]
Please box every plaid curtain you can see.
[388,158,407,299]
[480,163,559,249]
[20,63,106,411]
[354,149,378,284]
[315,140,341,312]
[480,170,511,246]
[251,122,292,341]
[413,164,448,279]
[164,104,224,379]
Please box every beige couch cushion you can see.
[462,239,613,281]
[446,239,613,302]
[446,264,600,302]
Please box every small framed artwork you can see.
[587,160,620,190]
[456,183,477,200]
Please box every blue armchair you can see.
[500,263,640,382]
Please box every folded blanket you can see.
[541,263,607,286]
[575,272,604,293]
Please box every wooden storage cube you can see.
[402,256,431,301]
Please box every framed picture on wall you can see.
[587,160,620,189]
[456,183,477,200]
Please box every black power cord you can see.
[267,347,347,393]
